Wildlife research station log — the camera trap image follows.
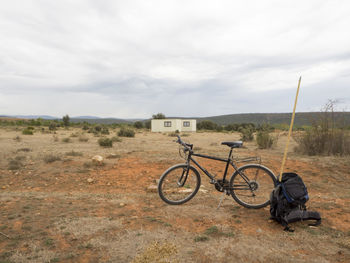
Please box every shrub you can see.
[256,131,275,149]
[43,154,61,163]
[118,127,135,137]
[98,137,113,147]
[49,123,57,131]
[8,159,23,170]
[101,127,109,135]
[134,121,144,129]
[239,128,254,141]
[22,128,33,135]
[62,137,71,143]
[294,100,350,156]
[197,120,217,130]
[194,235,209,242]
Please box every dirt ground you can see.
[0,126,349,262]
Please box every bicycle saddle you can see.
[221,141,243,148]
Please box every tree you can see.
[152,113,166,119]
[62,114,70,127]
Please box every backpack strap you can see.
[285,209,321,226]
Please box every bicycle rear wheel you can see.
[230,164,276,209]
[158,164,201,205]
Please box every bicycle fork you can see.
[177,166,190,187]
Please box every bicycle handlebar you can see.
[176,135,193,151]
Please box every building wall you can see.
[151,119,196,132]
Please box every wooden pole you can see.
[279,76,302,182]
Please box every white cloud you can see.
[0,0,349,118]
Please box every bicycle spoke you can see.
[230,165,276,209]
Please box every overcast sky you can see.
[1,0,349,118]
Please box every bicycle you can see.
[158,135,277,209]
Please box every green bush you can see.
[256,131,275,149]
[239,128,254,141]
[98,137,113,147]
[134,121,144,129]
[101,127,109,135]
[118,127,135,137]
[22,128,33,135]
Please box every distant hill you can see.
[2,112,350,126]
[196,112,350,126]
[70,117,132,124]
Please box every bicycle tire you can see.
[230,164,276,209]
[158,164,201,205]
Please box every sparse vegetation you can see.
[62,137,71,143]
[0,123,349,263]
[256,131,276,149]
[22,128,33,135]
[194,235,209,242]
[8,158,23,170]
[294,100,350,156]
[118,127,135,137]
[98,137,113,147]
[239,128,254,141]
[133,121,144,129]
[43,154,61,163]
[62,114,70,127]
[65,150,83,157]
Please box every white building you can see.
[151,119,196,132]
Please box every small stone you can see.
[87,178,94,183]
[257,228,262,233]
[2,186,6,189]
[146,185,158,193]
[131,216,138,220]
[179,189,193,193]
[107,182,111,186]
[155,179,160,184]
[92,155,104,166]
[119,203,126,207]
[199,189,208,193]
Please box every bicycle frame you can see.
[184,147,252,188]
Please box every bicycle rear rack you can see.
[231,156,261,164]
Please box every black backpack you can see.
[270,173,321,231]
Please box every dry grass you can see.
[0,127,349,262]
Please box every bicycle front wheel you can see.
[158,164,201,205]
[230,164,276,209]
